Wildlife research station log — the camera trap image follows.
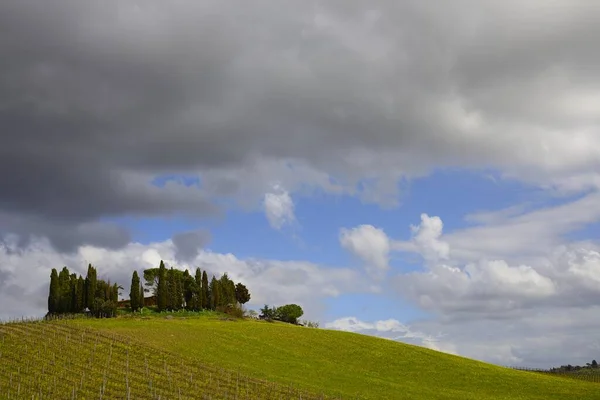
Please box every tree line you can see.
[137,260,251,313]
[47,264,120,318]
[549,360,598,372]
[47,260,252,318]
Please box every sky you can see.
[1,0,600,369]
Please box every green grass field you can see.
[2,313,599,399]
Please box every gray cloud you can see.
[0,212,132,253]
[2,0,600,249]
[171,230,211,261]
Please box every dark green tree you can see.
[85,264,97,310]
[130,271,141,312]
[275,304,304,324]
[156,261,168,311]
[201,270,210,309]
[139,282,145,308]
[75,276,85,312]
[219,273,236,306]
[167,268,175,310]
[58,267,71,313]
[69,273,78,312]
[194,268,203,311]
[259,305,275,321]
[174,269,183,310]
[209,276,220,310]
[111,283,119,303]
[235,283,251,305]
[48,268,59,314]
[183,270,196,310]
[46,264,120,318]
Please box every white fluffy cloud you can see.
[339,225,390,279]
[394,214,450,263]
[263,184,296,230]
[346,196,600,367]
[396,260,556,316]
[389,204,600,317]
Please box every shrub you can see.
[219,303,245,319]
[274,304,304,325]
[259,305,276,321]
[301,320,319,328]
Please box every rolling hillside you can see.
[1,314,598,399]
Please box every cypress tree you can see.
[182,270,190,309]
[176,272,184,310]
[139,283,145,309]
[104,280,111,301]
[58,267,71,313]
[70,273,78,313]
[130,271,140,312]
[166,268,174,310]
[166,268,183,311]
[85,264,97,310]
[194,268,203,311]
[183,270,195,310]
[48,268,59,314]
[112,283,119,302]
[156,261,168,311]
[209,276,220,311]
[76,276,85,312]
[201,270,210,309]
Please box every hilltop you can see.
[1,312,596,399]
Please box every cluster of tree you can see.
[550,360,598,372]
[47,264,120,318]
[259,304,304,324]
[138,260,251,312]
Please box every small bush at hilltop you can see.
[301,319,320,328]
[219,303,246,319]
[260,304,304,325]
[275,304,304,324]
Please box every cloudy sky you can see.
[2,0,600,369]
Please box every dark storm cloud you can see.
[0,212,132,253]
[172,230,211,261]
[1,0,600,248]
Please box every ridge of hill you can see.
[2,313,599,399]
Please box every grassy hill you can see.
[2,313,599,399]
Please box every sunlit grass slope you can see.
[72,314,599,400]
[0,319,332,400]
